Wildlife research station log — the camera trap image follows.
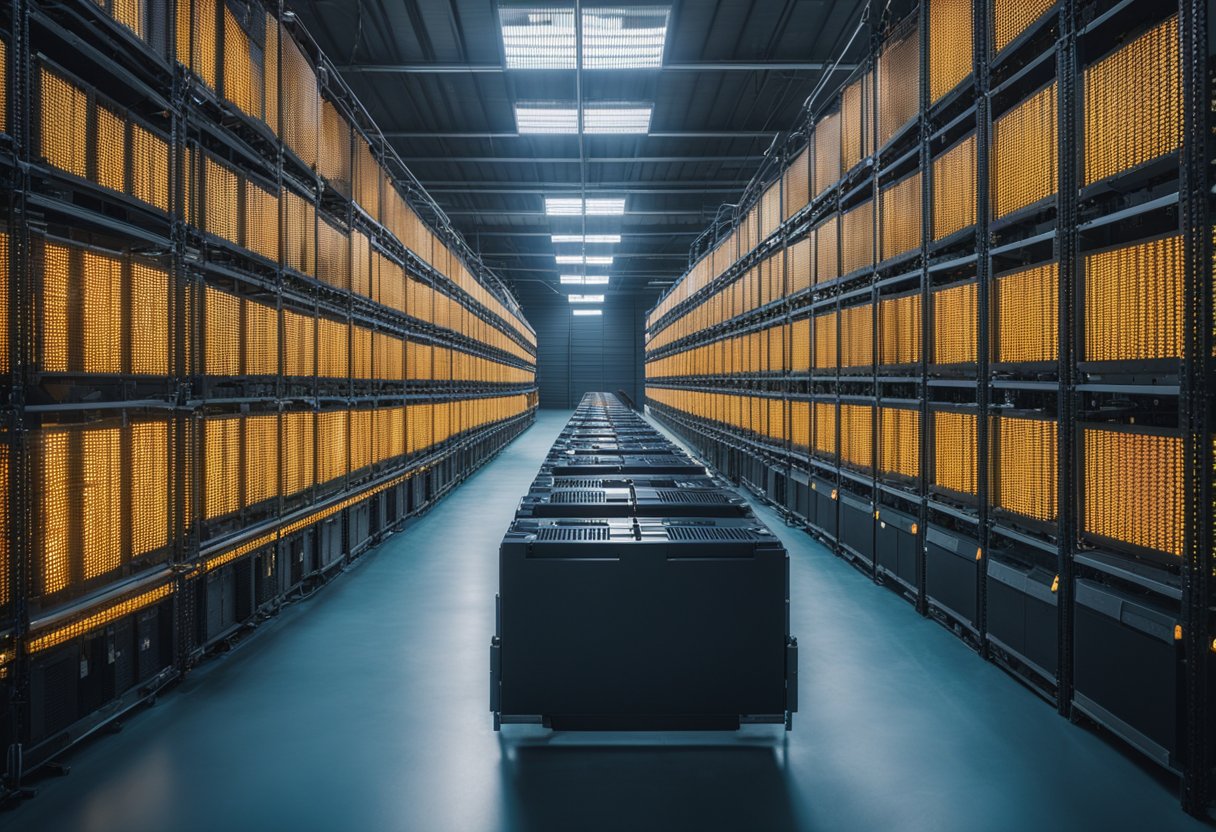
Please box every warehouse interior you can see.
[0,0,1213,829]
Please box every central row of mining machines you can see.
[490,393,797,731]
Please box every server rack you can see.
[644,0,1213,815]
[492,393,798,732]
[0,0,537,794]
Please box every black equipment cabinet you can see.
[494,516,795,731]
[492,393,798,731]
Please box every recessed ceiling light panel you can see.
[568,294,606,303]
[581,7,670,69]
[545,197,626,216]
[500,7,576,69]
[572,308,603,316]
[583,104,653,134]
[556,255,614,265]
[552,234,622,244]
[515,103,579,133]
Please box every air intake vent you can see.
[551,490,607,503]
[537,527,610,541]
[665,527,759,541]
[553,477,602,488]
[657,490,725,504]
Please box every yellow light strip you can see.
[28,583,175,654]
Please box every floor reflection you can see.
[499,731,802,832]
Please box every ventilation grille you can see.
[550,490,607,504]
[666,527,759,541]
[536,527,610,541]
[657,490,726,504]
[552,477,602,488]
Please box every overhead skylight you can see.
[515,103,579,133]
[572,309,603,316]
[552,234,622,244]
[499,6,670,70]
[581,7,670,69]
[500,7,576,69]
[568,294,606,303]
[545,197,626,216]
[560,275,611,285]
[583,104,653,134]
[556,254,614,265]
[517,102,652,134]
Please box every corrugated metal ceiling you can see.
[287,0,866,302]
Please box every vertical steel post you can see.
[974,0,993,663]
[1055,0,1078,719]
[916,1,931,617]
[1180,0,1213,815]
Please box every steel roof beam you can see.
[338,61,856,74]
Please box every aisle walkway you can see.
[0,410,1200,832]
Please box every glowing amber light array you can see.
[994,416,1058,522]
[41,68,88,178]
[881,173,922,261]
[992,83,1057,219]
[929,0,972,102]
[996,262,1058,364]
[933,281,977,365]
[840,404,873,470]
[934,411,978,495]
[880,408,920,479]
[27,583,175,654]
[879,294,921,367]
[992,0,1054,54]
[877,26,919,147]
[1084,235,1183,362]
[933,135,976,241]
[1083,428,1182,556]
[1083,16,1180,186]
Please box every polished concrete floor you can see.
[1,409,1202,832]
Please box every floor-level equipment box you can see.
[986,556,1059,687]
[839,491,874,563]
[1072,579,1180,769]
[925,526,980,631]
[543,454,707,476]
[516,486,751,519]
[875,507,919,590]
[493,516,797,731]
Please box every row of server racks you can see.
[491,393,797,731]
[0,0,538,793]
[644,0,1215,816]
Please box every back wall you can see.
[520,294,652,409]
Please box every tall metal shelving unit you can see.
[643,0,1215,817]
[0,0,538,796]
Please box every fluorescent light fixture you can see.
[500,7,576,69]
[559,274,611,285]
[573,309,604,316]
[581,7,670,69]
[515,103,579,133]
[516,103,652,135]
[556,254,614,265]
[568,294,605,303]
[544,197,626,216]
[500,6,669,70]
[583,104,653,134]
[552,234,622,244]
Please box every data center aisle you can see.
[0,409,1202,832]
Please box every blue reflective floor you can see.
[0,410,1201,832]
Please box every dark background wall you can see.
[520,294,651,409]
